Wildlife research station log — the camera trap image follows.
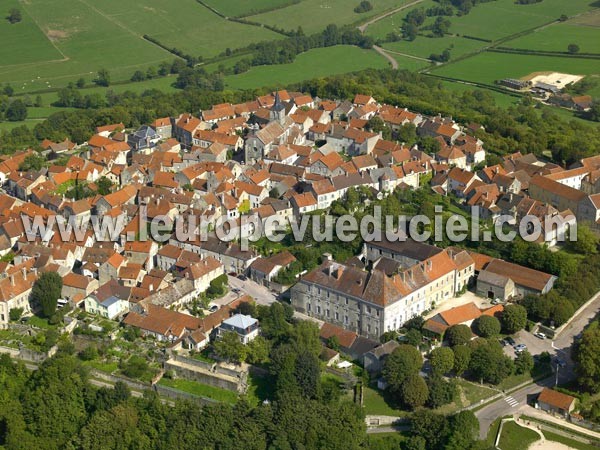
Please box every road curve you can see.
[373,45,399,69]
[358,0,425,33]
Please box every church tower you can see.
[270,91,285,125]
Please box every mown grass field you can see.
[383,35,486,60]
[364,0,438,40]
[448,0,594,41]
[202,0,298,18]
[0,0,63,66]
[248,0,406,35]
[432,52,600,86]
[503,22,600,53]
[224,45,389,89]
[497,421,540,450]
[94,0,282,57]
[158,378,239,404]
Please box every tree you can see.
[452,345,471,377]
[6,99,27,121]
[76,77,86,88]
[427,374,457,408]
[131,70,146,82]
[469,338,514,384]
[405,328,422,347]
[246,336,270,364]
[294,351,321,399]
[31,272,62,318]
[429,347,454,375]
[354,0,373,13]
[401,374,429,409]
[9,307,23,321]
[474,315,501,338]
[120,355,149,379]
[410,410,449,450]
[213,331,247,363]
[382,345,423,392]
[502,304,528,334]
[94,68,111,87]
[431,16,451,37]
[575,321,600,391]
[568,224,598,255]
[96,176,113,195]
[514,350,534,375]
[445,324,472,346]
[567,43,580,54]
[7,8,22,24]
[446,411,479,450]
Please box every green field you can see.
[383,35,486,60]
[202,0,299,18]
[93,0,282,57]
[503,23,600,54]
[158,378,239,404]
[0,0,63,66]
[432,52,600,86]
[448,0,594,41]
[364,0,437,40]
[225,45,389,89]
[248,0,407,35]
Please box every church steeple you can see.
[270,91,285,124]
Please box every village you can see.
[1,88,600,444]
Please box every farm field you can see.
[448,0,594,41]
[383,35,486,60]
[0,0,173,92]
[202,0,299,18]
[0,0,63,66]
[93,0,282,58]
[224,45,389,89]
[364,0,438,40]
[502,22,600,53]
[431,52,600,86]
[247,0,407,35]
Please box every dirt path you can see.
[383,48,432,62]
[373,45,398,69]
[358,0,425,33]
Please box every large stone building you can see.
[291,240,474,339]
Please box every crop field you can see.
[247,0,406,35]
[503,22,600,53]
[202,0,299,18]
[383,35,486,60]
[447,0,594,41]
[225,45,389,89]
[431,52,600,86]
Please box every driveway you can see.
[227,275,278,306]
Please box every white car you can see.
[534,332,546,340]
[513,344,527,353]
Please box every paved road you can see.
[476,292,600,439]
[357,0,425,33]
[227,275,278,306]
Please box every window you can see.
[317,305,321,314]
[326,309,330,317]
[307,303,311,312]
[344,315,349,324]
[335,312,339,320]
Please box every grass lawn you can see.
[83,360,119,374]
[431,52,600,86]
[202,0,298,18]
[456,379,497,406]
[366,432,410,449]
[27,315,56,329]
[225,46,389,90]
[448,0,594,41]
[248,0,407,35]
[387,53,432,72]
[503,23,600,54]
[362,385,407,417]
[383,35,486,60]
[438,80,521,108]
[158,378,239,404]
[543,430,600,450]
[498,421,540,450]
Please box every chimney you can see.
[335,267,344,279]
[10,275,15,286]
[21,268,26,278]
[427,260,432,271]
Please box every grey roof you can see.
[222,314,258,329]
[100,295,121,308]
